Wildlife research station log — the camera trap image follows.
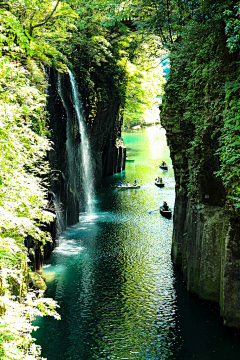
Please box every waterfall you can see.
[68,70,95,214]
[53,192,65,237]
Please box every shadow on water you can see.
[171,267,240,360]
[34,127,240,360]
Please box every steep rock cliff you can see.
[162,97,240,328]
[161,19,240,327]
[88,98,126,186]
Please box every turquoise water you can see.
[35,127,240,360]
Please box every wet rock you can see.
[28,248,36,272]
[29,272,47,291]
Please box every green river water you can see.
[35,127,240,360]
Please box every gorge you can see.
[1,0,240,359]
[35,128,240,359]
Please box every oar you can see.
[147,208,159,214]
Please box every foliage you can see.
[123,58,164,128]
[0,0,77,68]
[0,1,67,351]
[0,58,54,240]
[0,55,60,359]
[0,238,60,360]
[62,1,167,130]
[0,8,32,57]
[224,1,240,53]
[157,0,240,208]
[114,0,177,49]
[61,3,134,129]
[215,78,240,207]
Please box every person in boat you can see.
[162,201,168,211]
[126,181,130,186]
[161,161,166,167]
[119,182,123,187]
[134,180,137,186]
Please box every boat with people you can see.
[160,165,168,170]
[126,157,135,163]
[155,182,164,188]
[117,185,141,189]
[159,201,172,219]
[155,177,164,187]
[118,180,140,189]
[159,161,168,170]
[159,206,172,218]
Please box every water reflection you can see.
[36,128,240,360]
[34,129,240,360]
[35,127,176,359]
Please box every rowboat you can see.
[117,185,140,189]
[126,157,135,163]
[155,182,164,188]
[159,206,172,219]
[159,165,168,170]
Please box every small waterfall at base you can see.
[68,69,95,214]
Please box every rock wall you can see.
[161,106,240,328]
[87,97,126,185]
[102,137,126,177]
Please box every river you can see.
[35,127,240,360]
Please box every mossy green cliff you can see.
[161,2,240,328]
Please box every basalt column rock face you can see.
[88,101,126,186]
[102,137,126,177]
[161,104,240,328]
[221,209,240,328]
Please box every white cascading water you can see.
[68,69,95,213]
[53,192,65,237]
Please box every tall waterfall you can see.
[68,70,95,213]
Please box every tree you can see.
[123,54,165,128]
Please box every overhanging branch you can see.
[29,0,60,36]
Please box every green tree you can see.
[0,56,61,360]
[0,0,77,67]
[123,56,165,128]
